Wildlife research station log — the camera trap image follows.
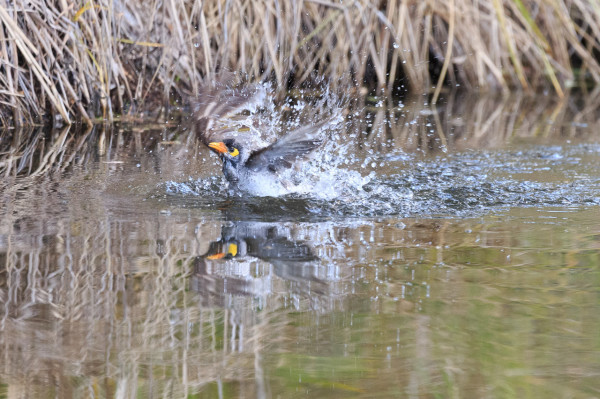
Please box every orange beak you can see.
[205,243,238,260]
[208,142,228,154]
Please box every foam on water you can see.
[164,146,600,218]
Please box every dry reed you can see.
[1,0,600,126]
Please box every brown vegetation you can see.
[1,0,600,126]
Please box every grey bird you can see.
[193,83,328,193]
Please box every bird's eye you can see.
[229,147,239,157]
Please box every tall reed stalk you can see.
[1,0,600,126]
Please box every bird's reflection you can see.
[191,221,326,306]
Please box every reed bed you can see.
[1,0,600,127]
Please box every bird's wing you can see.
[245,121,329,173]
[192,83,266,145]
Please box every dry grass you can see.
[1,0,600,126]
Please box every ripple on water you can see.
[162,143,600,219]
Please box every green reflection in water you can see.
[183,209,600,398]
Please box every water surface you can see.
[1,93,600,398]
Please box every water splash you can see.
[167,141,600,219]
[165,88,600,219]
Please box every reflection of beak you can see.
[206,243,238,260]
[208,142,228,154]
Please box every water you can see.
[1,92,600,398]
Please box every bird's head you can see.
[208,139,241,161]
[208,139,245,182]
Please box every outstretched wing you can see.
[192,83,265,145]
[245,121,329,173]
